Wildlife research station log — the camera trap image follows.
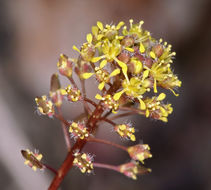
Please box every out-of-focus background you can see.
[0,0,211,189]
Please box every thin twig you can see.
[99,117,116,126]
[87,137,127,151]
[108,112,136,120]
[56,108,71,151]
[93,162,119,172]
[43,164,58,175]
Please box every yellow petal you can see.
[146,109,150,117]
[125,47,134,52]
[139,98,146,110]
[97,34,104,40]
[72,45,80,53]
[98,82,105,90]
[150,51,156,59]
[142,70,149,80]
[157,93,166,101]
[130,135,136,141]
[91,56,102,63]
[109,68,120,77]
[139,43,145,53]
[92,26,98,35]
[134,61,142,74]
[86,33,93,43]
[95,94,103,100]
[116,21,125,30]
[115,58,129,82]
[97,21,103,31]
[100,59,107,68]
[113,90,125,101]
[81,73,94,79]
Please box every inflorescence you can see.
[21,19,181,186]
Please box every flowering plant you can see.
[21,19,181,189]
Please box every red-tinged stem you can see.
[44,164,58,175]
[48,139,86,190]
[48,103,105,189]
[54,114,69,127]
[80,79,91,115]
[108,112,136,120]
[68,76,78,89]
[119,106,145,114]
[57,108,72,151]
[99,117,116,126]
[87,137,128,152]
[93,162,119,172]
[83,98,97,107]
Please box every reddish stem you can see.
[48,103,104,189]
[87,137,128,152]
[93,162,119,172]
[44,164,58,175]
[57,107,72,151]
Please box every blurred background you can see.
[0,0,211,189]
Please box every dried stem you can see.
[87,136,128,152]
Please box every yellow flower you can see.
[114,124,136,141]
[73,152,93,173]
[35,95,54,117]
[143,93,173,122]
[81,60,121,90]
[127,144,152,163]
[95,94,119,113]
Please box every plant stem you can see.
[99,117,116,126]
[44,164,58,175]
[57,107,72,152]
[119,106,145,114]
[87,137,127,152]
[48,102,105,189]
[93,162,119,172]
[108,112,136,120]
[83,98,97,107]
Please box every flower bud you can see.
[57,54,73,77]
[73,152,94,173]
[69,122,89,139]
[21,149,43,171]
[121,36,135,47]
[35,95,54,117]
[65,85,81,102]
[152,44,164,58]
[127,144,152,163]
[115,124,136,141]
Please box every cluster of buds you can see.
[95,94,119,113]
[128,144,152,163]
[22,20,181,186]
[114,124,136,141]
[73,151,94,174]
[69,122,89,139]
[119,161,151,180]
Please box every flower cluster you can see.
[22,20,181,186]
[73,152,94,174]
